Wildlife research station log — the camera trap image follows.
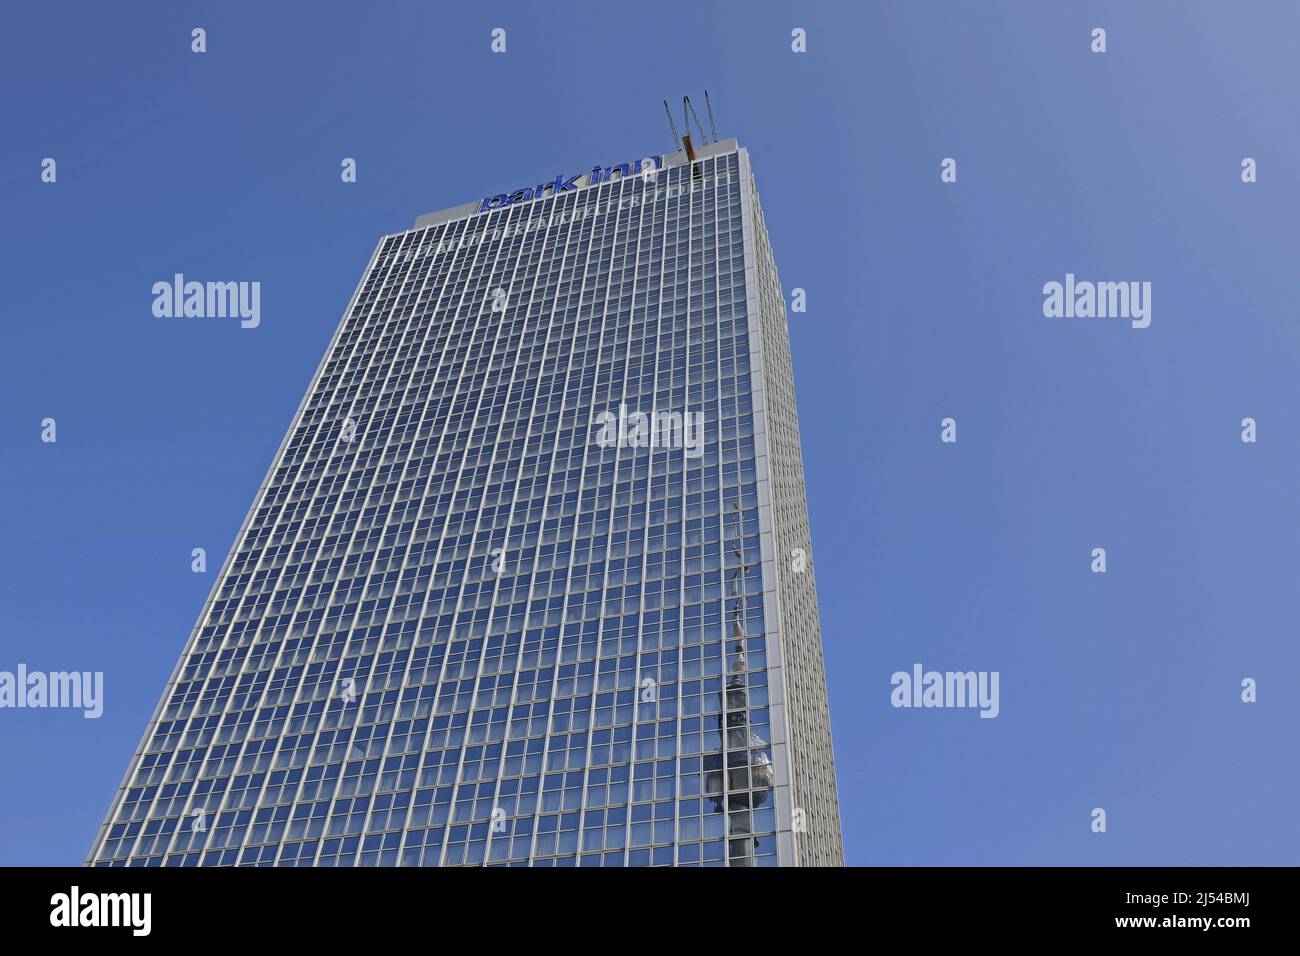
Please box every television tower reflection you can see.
[704,504,774,866]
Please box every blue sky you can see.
[3,1,1299,865]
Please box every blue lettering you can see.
[479,155,662,212]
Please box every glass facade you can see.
[87,140,842,867]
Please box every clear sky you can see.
[2,1,1298,866]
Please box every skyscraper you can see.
[87,136,843,867]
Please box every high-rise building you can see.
[87,136,843,867]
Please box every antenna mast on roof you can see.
[662,100,682,152]
[683,95,709,144]
[664,92,719,168]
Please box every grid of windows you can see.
[741,162,845,865]
[87,144,839,867]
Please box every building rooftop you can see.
[412,137,741,230]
